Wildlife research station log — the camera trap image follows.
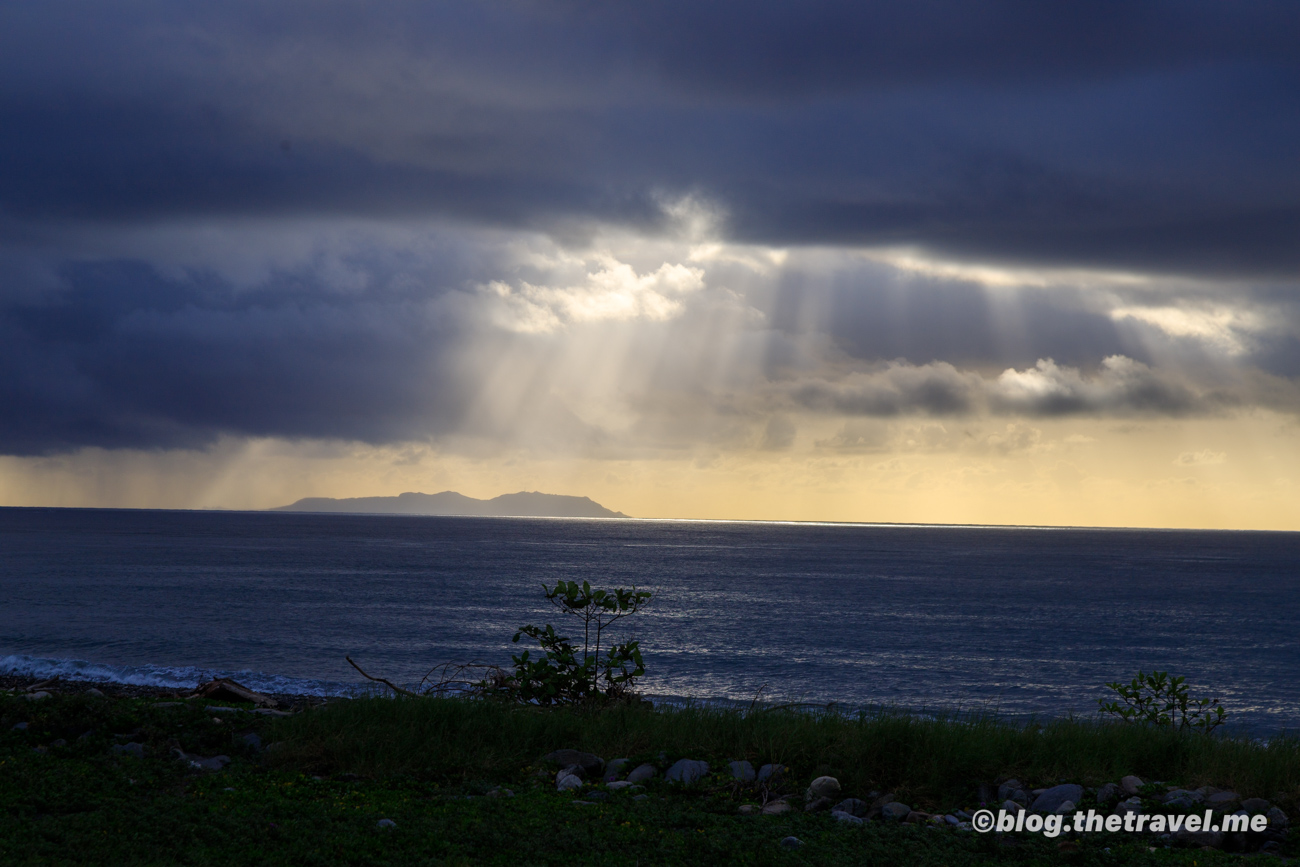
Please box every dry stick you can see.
[746,683,768,714]
[345,656,418,698]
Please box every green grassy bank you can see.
[2,688,1297,865]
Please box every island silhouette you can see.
[271,491,627,519]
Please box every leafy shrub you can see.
[1098,670,1227,733]
[508,581,651,705]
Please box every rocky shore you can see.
[541,748,1291,856]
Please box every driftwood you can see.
[26,678,61,693]
[195,677,278,708]
[345,656,513,698]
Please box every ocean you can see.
[2,507,1297,733]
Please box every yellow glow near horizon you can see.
[1,412,1296,531]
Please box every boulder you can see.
[997,779,1024,802]
[85,688,105,698]
[1120,775,1144,797]
[543,750,604,777]
[241,733,263,750]
[728,760,756,782]
[831,810,864,825]
[833,798,869,817]
[762,800,793,816]
[805,797,833,812]
[1113,797,1141,816]
[604,758,631,781]
[1096,783,1119,804]
[376,818,396,829]
[880,802,912,822]
[664,759,709,784]
[904,811,929,824]
[1031,784,1083,815]
[112,742,145,758]
[1206,791,1240,810]
[189,754,230,771]
[757,764,785,784]
[557,773,583,792]
[195,678,278,709]
[1173,828,1224,849]
[1266,807,1288,828]
[606,781,634,791]
[779,836,802,849]
[1055,800,1076,816]
[806,775,841,801]
[625,763,657,784]
[1241,797,1271,813]
[1001,800,1020,813]
[738,804,758,815]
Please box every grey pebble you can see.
[779,836,803,850]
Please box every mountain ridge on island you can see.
[270,490,628,519]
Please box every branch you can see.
[346,656,418,697]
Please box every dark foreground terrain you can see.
[1,677,1296,866]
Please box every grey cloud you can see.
[785,356,1240,420]
[1,2,1299,276]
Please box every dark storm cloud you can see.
[2,2,1299,457]
[1,1,1298,275]
[0,258,477,455]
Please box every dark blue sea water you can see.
[2,507,1298,733]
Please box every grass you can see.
[272,697,1300,810]
[2,689,1297,865]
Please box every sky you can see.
[1,1,1299,529]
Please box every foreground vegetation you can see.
[2,687,1297,865]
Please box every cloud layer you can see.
[0,3,1298,460]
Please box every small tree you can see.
[510,580,651,704]
[1098,670,1227,733]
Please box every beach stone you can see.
[945,814,961,826]
[1173,828,1224,849]
[241,733,263,750]
[11,722,27,731]
[757,763,785,784]
[557,766,583,784]
[1031,784,1083,814]
[880,802,912,822]
[26,691,50,701]
[997,779,1023,802]
[728,760,756,782]
[603,758,631,781]
[205,705,240,715]
[607,781,634,791]
[831,810,864,825]
[779,836,802,850]
[1241,797,1270,813]
[738,804,758,815]
[1267,807,1287,828]
[807,775,841,801]
[805,797,832,812]
[85,688,105,697]
[1206,791,1240,810]
[1120,775,1144,797]
[905,811,929,824]
[556,773,583,792]
[112,742,145,758]
[664,759,709,784]
[191,755,230,771]
[834,798,869,817]
[1001,799,1020,813]
[625,763,657,784]
[761,800,793,816]
[1096,783,1119,803]
[1055,800,1076,815]
[376,818,396,829]
[1114,797,1141,816]
[543,750,603,777]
